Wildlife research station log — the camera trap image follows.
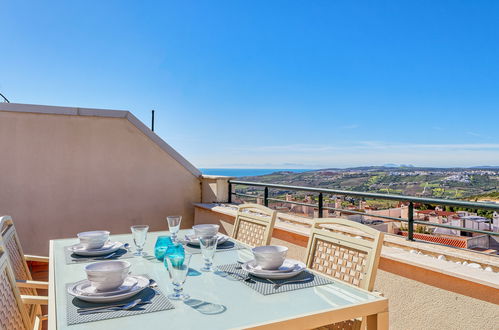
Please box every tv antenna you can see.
[0,92,10,103]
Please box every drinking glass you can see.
[163,243,185,269]
[166,216,182,243]
[165,252,192,300]
[154,236,174,261]
[199,235,219,272]
[130,225,149,256]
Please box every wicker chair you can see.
[0,216,49,327]
[306,218,384,330]
[0,245,48,330]
[232,204,277,247]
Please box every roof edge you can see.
[0,102,202,178]
[125,112,202,177]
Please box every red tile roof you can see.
[399,232,467,248]
[416,210,457,217]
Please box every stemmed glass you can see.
[130,225,149,256]
[165,252,192,300]
[166,216,182,243]
[199,235,219,272]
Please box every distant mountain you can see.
[469,166,499,169]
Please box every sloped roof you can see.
[0,102,202,177]
[416,210,457,217]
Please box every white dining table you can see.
[48,230,388,329]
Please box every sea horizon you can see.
[199,168,312,177]
[199,165,499,177]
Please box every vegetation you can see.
[400,224,433,234]
[237,166,499,200]
[467,191,499,201]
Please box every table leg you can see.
[366,311,389,330]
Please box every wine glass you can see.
[130,225,149,256]
[166,216,182,243]
[199,235,219,272]
[165,252,192,300]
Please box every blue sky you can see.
[1,1,498,168]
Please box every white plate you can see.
[68,275,149,303]
[246,259,301,273]
[242,259,306,279]
[68,241,123,256]
[183,234,229,246]
[74,277,138,297]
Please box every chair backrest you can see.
[0,216,38,322]
[305,218,384,291]
[0,216,34,286]
[0,245,32,330]
[232,204,277,247]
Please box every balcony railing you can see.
[228,180,499,241]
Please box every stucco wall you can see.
[0,109,201,255]
[375,269,499,330]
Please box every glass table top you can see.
[51,230,383,329]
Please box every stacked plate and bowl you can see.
[182,224,230,246]
[67,260,149,303]
[67,231,149,303]
[242,246,306,279]
[68,231,123,257]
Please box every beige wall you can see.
[194,206,499,330]
[0,109,201,255]
[375,269,499,330]
[200,175,233,203]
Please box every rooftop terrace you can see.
[0,103,498,329]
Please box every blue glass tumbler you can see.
[163,243,185,269]
[154,236,174,261]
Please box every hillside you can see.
[238,166,499,199]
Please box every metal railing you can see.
[228,180,499,241]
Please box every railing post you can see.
[318,193,323,218]
[407,202,414,241]
[228,181,232,203]
[264,187,269,207]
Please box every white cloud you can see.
[231,142,499,152]
[466,131,482,137]
[340,124,360,129]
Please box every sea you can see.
[199,168,311,177]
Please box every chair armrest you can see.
[21,295,49,305]
[24,255,50,263]
[16,279,49,289]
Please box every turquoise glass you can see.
[163,243,185,268]
[154,236,174,261]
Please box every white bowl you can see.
[84,260,131,291]
[252,245,288,270]
[77,231,110,249]
[193,224,219,238]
